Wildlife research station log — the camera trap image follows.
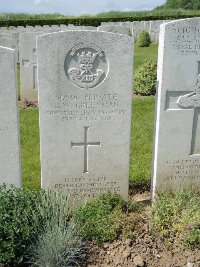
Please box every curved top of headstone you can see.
[37,30,133,91]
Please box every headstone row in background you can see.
[0,20,169,102]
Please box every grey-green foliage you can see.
[0,185,85,267]
[28,191,86,267]
[134,60,157,96]
[137,31,151,47]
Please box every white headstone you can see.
[26,26,34,30]
[37,31,133,201]
[0,37,12,48]
[19,32,41,101]
[97,25,130,36]
[0,46,21,187]
[19,28,61,102]
[67,25,97,31]
[132,21,144,38]
[152,18,200,196]
[149,20,163,42]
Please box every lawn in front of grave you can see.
[20,108,40,189]
[134,43,158,71]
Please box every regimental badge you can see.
[65,43,108,89]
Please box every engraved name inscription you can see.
[47,93,126,122]
[171,25,200,55]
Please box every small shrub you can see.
[0,185,85,267]
[134,60,157,96]
[28,191,86,267]
[0,185,46,266]
[72,193,142,245]
[150,188,200,249]
[137,31,151,47]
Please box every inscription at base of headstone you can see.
[0,46,21,187]
[37,31,133,202]
[152,18,200,196]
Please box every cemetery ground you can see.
[11,44,200,267]
[2,43,200,267]
[18,98,200,267]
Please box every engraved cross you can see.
[71,126,101,173]
[166,61,200,155]
[176,74,200,155]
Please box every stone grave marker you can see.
[97,25,130,36]
[149,20,163,42]
[19,28,62,101]
[37,31,133,201]
[152,18,200,196]
[0,46,21,187]
[19,32,41,101]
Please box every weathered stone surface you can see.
[37,31,133,201]
[152,18,200,196]
[0,46,21,187]
[0,37,12,48]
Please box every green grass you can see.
[134,43,158,71]
[20,44,157,189]
[129,97,155,186]
[20,109,40,189]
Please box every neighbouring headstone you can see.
[0,36,12,47]
[37,31,133,201]
[98,25,130,36]
[132,21,145,38]
[149,20,163,42]
[19,29,61,101]
[0,35,18,63]
[152,18,200,196]
[19,32,41,101]
[0,46,21,187]
[67,25,97,31]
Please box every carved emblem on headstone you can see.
[177,75,200,108]
[65,43,108,89]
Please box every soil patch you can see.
[19,100,38,109]
[85,191,200,267]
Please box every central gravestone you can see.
[152,18,200,196]
[37,31,133,200]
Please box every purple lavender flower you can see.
[185,225,192,231]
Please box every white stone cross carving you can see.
[71,126,101,173]
[177,74,200,155]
